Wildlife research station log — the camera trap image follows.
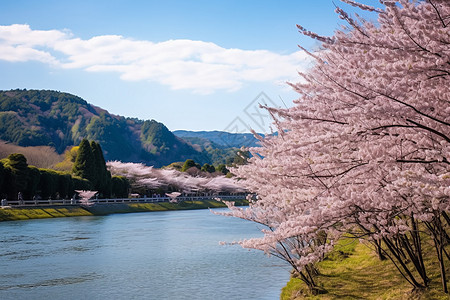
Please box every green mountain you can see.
[0,89,204,167]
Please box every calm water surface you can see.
[0,208,289,299]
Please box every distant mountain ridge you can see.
[173,130,261,149]
[0,89,202,167]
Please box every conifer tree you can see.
[90,141,102,189]
[90,141,111,197]
[72,139,96,185]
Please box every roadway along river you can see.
[0,208,290,299]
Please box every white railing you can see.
[1,194,246,207]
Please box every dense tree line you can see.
[0,139,129,200]
[0,153,90,200]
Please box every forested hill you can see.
[0,89,204,167]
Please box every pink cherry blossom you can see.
[220,0,449,294]
[107,161,245,194]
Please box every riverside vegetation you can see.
[0,137,247,222]
[0,139,244,204]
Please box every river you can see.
[0,208,290,299]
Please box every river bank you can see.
[0,199,247,221]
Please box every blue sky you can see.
[0,0,379,133]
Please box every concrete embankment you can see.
[0,199,246,221]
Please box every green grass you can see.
[281,238,449,300]
[0,206,93,221]
[128,203,170,211]
[53,207,93,217]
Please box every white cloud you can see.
[0,44,57,63]
[0,24,312,94]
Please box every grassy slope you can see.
[0,206,93,221]
[0,199,246,221]
[281,238,449,300]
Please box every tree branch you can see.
[406,118,450,143]
[397,159,449,165]
[428,0,448,28]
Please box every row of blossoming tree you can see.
[107,161,245,196]
[219,0,449,294]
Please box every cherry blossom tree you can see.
[221,0,449,294]
[166,192,182,203]
[107,161,245,195]
[75,190,98,206]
